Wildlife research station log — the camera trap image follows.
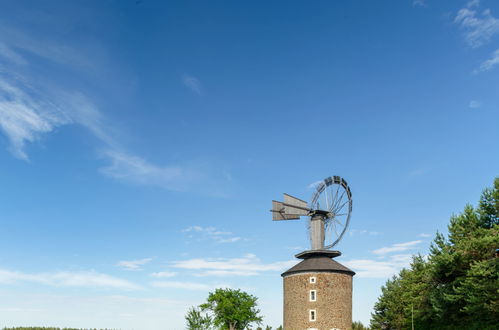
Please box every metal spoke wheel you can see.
[310,176,353,249]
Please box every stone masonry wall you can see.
[283,271,352,330]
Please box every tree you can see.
[370,178,499,330]
[352,320,370,329]
[185,306,213,330]
[199,288,263,330]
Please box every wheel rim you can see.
[310,176,352,249]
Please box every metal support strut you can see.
[310,213,325,250]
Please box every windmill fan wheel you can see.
[309,176,353,249]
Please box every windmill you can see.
[271,175,352,250]
[274,176,355,329]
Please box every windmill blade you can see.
[283,193,308,208]
[283,193,310,216]
[271,201,301,220]
[273,212,300,221]
[283,203,310,216]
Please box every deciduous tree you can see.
[185,306,213,330]
[199,288,263,330]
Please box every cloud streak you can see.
[412,0,427,8]
[349,229,381,237]
[372,240,422,255]
[0,42,28,65]
[182,226,242,244]
[0,27,231,195]
[116,258,153,271]
[172,254,295,277]
[100,150,202,192]
[454,0,499,48]
[0,74,71,160]
[150,271,176,278]
[344,254,414,278]
[469,100,482,108]
[475,48,499,72]
[0,268,139,290]
[182,75,202,95]
[150,281,211,291]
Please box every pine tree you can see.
[370,178,499,330]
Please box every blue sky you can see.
[0,0,498,328]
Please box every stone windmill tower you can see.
[272,176,355,330]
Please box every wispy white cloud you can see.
[349,229,381,237]
[182,226,241,244]
[216,237,241,243]
[0,25,111,161]
[0,72,225,194]
[150,281,211,291]
[0,58,203,191]
[197,270,259,277]
[343,259,398,278]
[307,180,323,189]
[150,271,176,278]
[172,254,295,277]
[182,226,232,236]
[372,240,422,255]
[475,48,499,72]
[100,150,202,192]
[0,307,43,312]
[286,246,304,251]
[182,75,202,95]
[344,253,414,278]
[116,258,153,271]
[418,233,432,238]
[0,71,118,162]
[0,268,139,290]
[412,0,427,8]
[454,0,499,48]
[0,27,230,196]
[0,42,27,65]
[0,75,71,160]
[469,100,482,108]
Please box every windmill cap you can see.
[281,254,355,277]
[282,249,355,277]
[295,249,341,259]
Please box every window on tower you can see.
[310,289,316,301]
[309,276,316,284]
[309,309,316,321]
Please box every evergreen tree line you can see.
[370,178,499,330]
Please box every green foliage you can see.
[185,306,213,330]
[198,288,263,330]
[254,326,273,330]
[370,178,499,330]
[352,320,370,329]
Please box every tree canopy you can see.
[185,306,214,330]
[352,320,370,330]
[198,288,263,330]
[370,178,499,330]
